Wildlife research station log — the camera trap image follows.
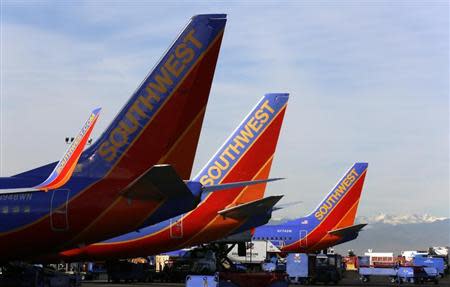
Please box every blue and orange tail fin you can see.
[34,108,101,191]
[294,163,368,230]
[84,14,226,180]
[15,14,226,184]
[193,93,289,203]
[1,109,100,194]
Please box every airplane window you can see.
[23,206,30,213]
[1,206,8,214]
[12,206,20,214]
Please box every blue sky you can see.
[0,1,448,218]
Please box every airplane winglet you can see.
[34,108,101,191]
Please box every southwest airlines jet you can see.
[50,93,289,261]
[0,14,229,261]
[251,163,368,252]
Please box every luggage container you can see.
[414,256,445,277]
[286,253,343,285]
[286,253,309,284]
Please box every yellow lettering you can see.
[175,43,195,64]
[183,29,202,49]
[165,54,185,77]
[222,147,236,161]
[335,184,347,194]
[148,67,173,94]
[110,128,128,147]
[228,141,242,154]
[235,125,254,145]
[247,117,262,133]
[255,110,269,124]
[315,211,324,220]
[215,156,230,170]
[98,142,116,162]
[260,100,275,114]
[208,165,222,180]
[199,175,214,186]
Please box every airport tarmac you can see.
[81,272,450,287]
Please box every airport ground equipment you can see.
[358,256,440,284]
[286,253,343,285]
[343,255,358,270]
[105,260,154,283]
[227,240,281,266]
[185,272,288,287]
[414,256,445,277]
[186,274,219,287]
[0,262,81,287]
[180,243,289,287]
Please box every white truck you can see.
[228,240,281,264]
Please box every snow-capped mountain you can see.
[356,213,448,226]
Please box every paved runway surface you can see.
[82,273,450,287]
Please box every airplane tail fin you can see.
[293,163,368,230]
[16,14,226,184]
[193,93,289,203]
[85,14,226,180]
[34,108,101,191]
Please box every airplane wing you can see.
[328,223,367,237]
[0,108,101,194]
[218,195,283,220]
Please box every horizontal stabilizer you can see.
[218,195,283,220]
[272,200,303,211]
[328,223,367,237]
[121,164,193,201]
[203,178,283,193]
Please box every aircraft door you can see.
[299,230,308,248]
[50,189,70,231]
[170,215,183,238]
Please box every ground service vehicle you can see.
[286,253,343,285]
[358,256,440,284]
[186,272,288,287]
